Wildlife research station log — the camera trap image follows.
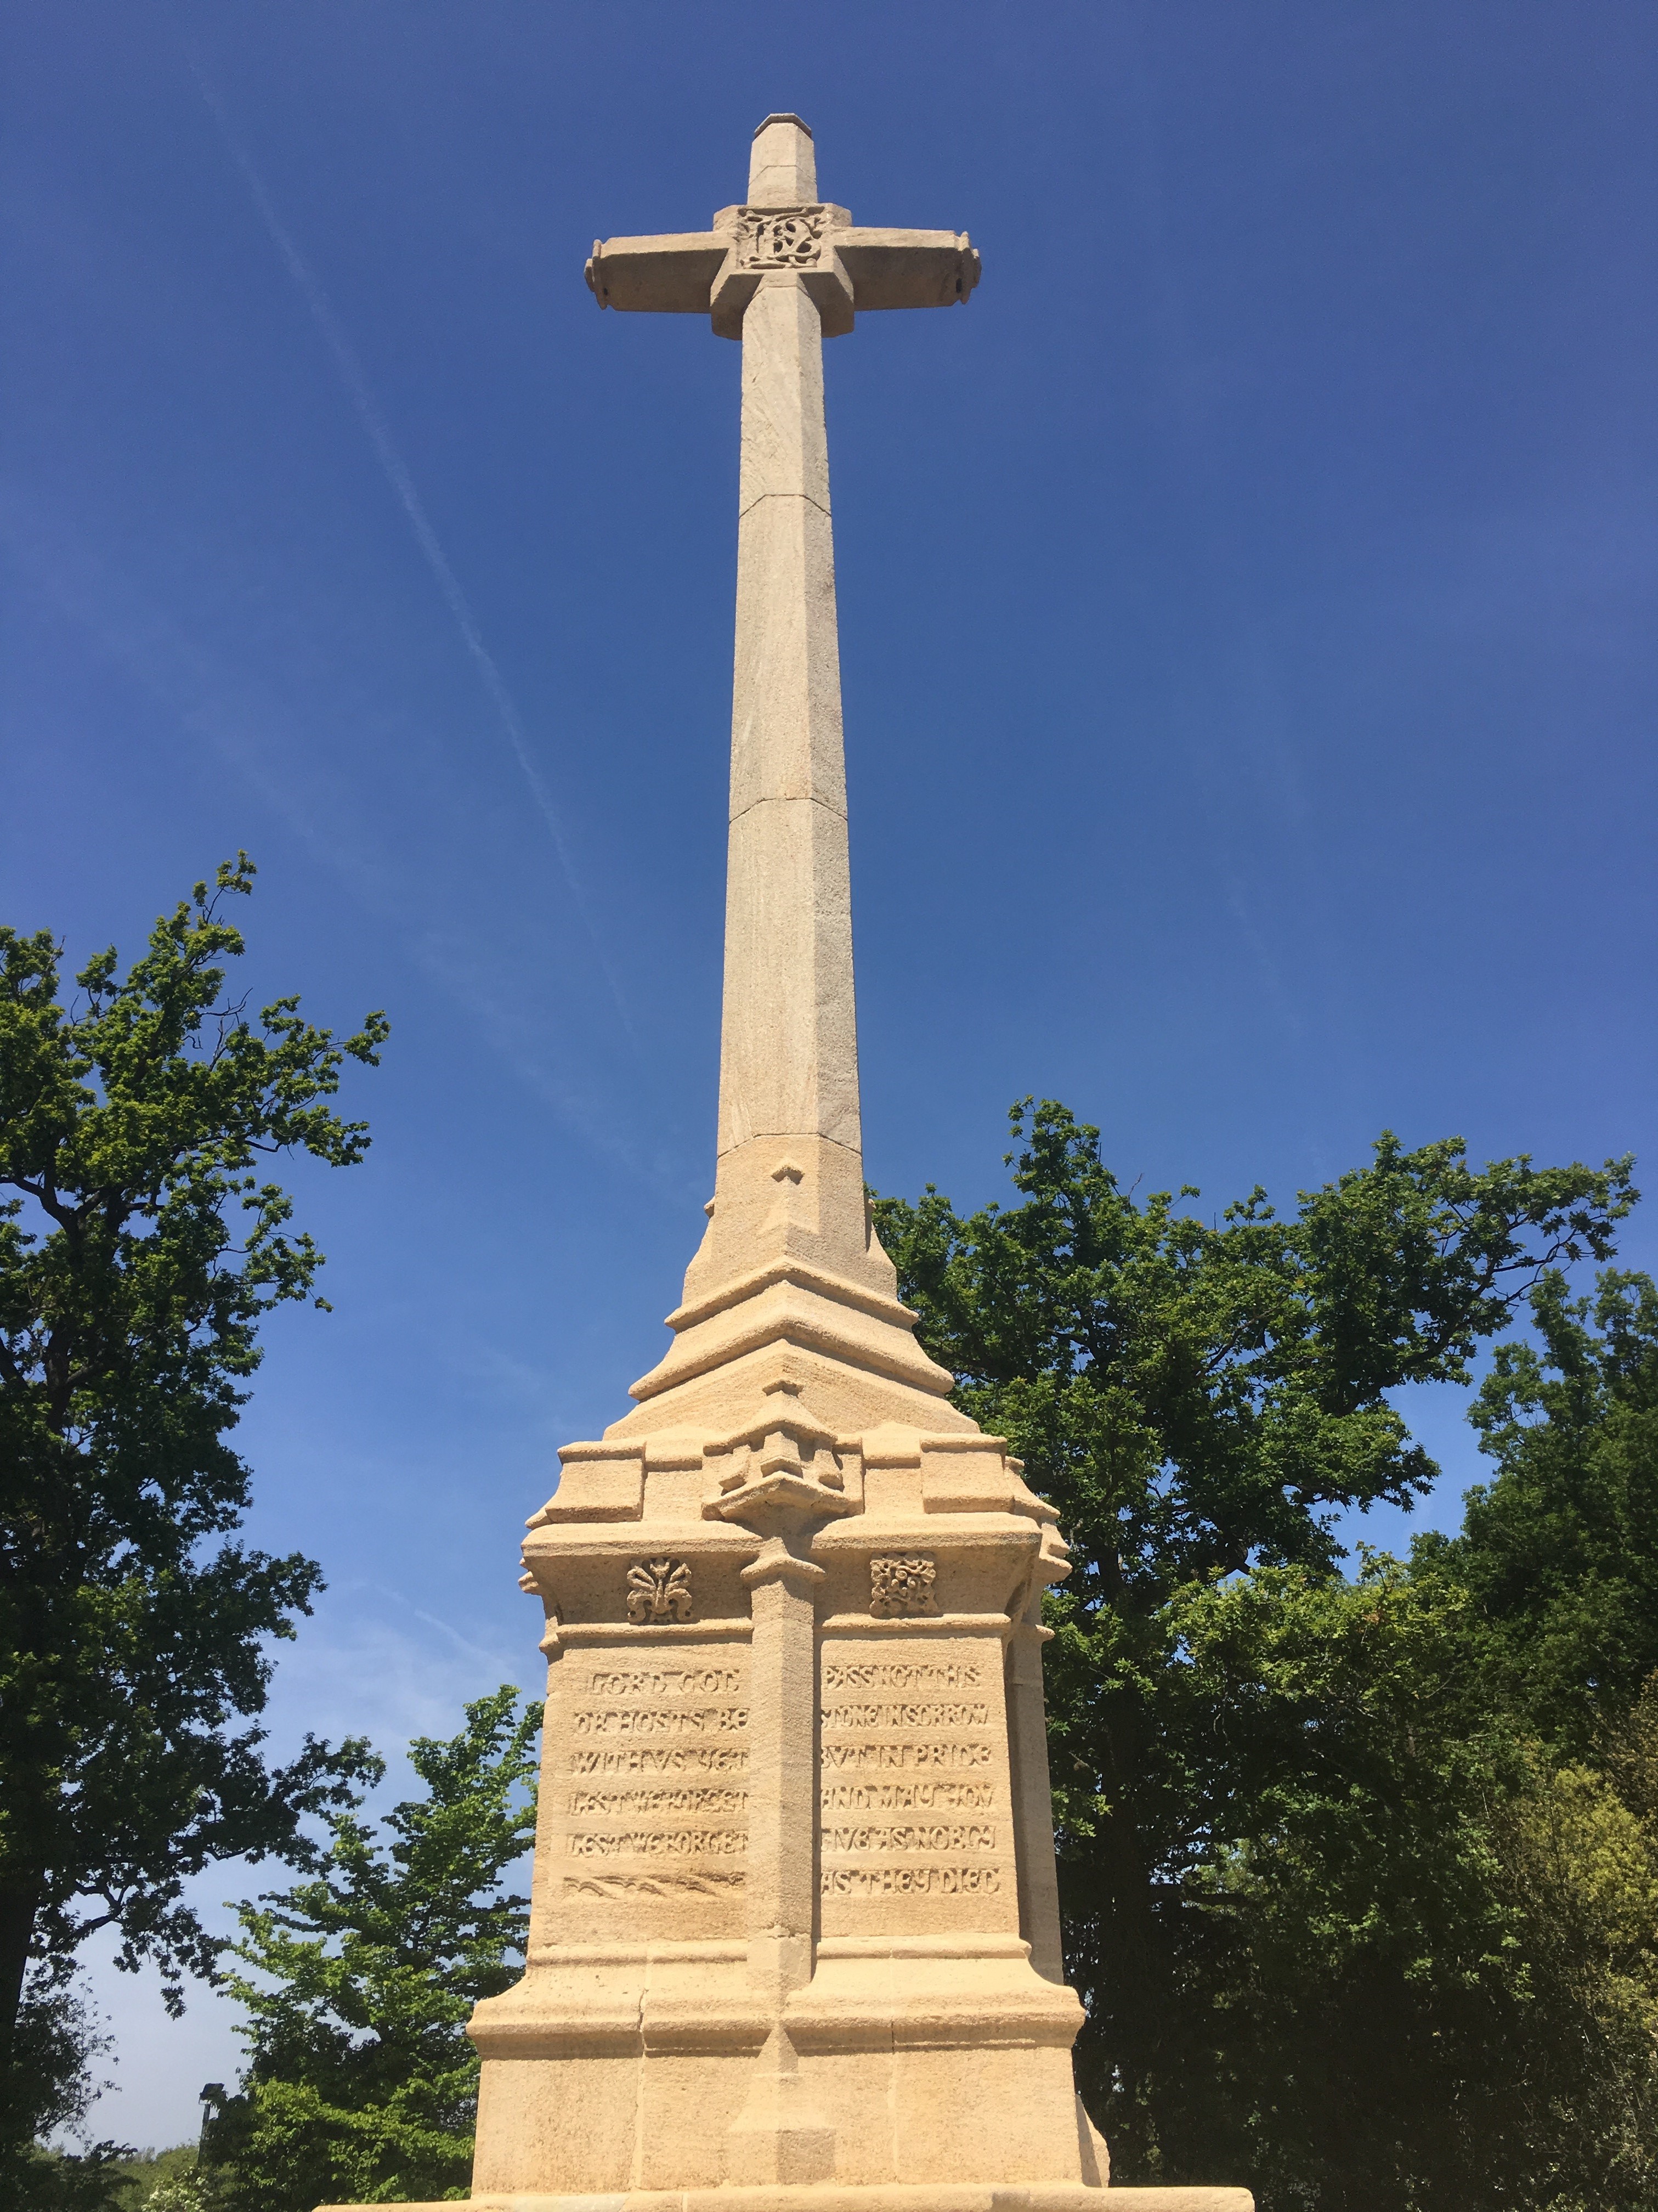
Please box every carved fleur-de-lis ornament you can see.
[625,1558,694,1624]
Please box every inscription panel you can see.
[816,1636,1021,1935]
[540,1652,749,1942]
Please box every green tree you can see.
[872,1099,1638,2205]
[106,2143,204,2212]
[16,2139,211,2212]
[9,2142,136,2212]
[134,2177,212,2212]
[1,1965,134,2211]
[211,1686,540,2210]
[1486,1689,1658,2210]
[1136,1558,1521,2207]
[0,860,386,2160]
[1144,1566,1658,2210]
[1419,1267,1658,1750]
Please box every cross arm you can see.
[830,228,980,312]
[584,214,981,334]
[585,232,730,314]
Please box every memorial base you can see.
[318,2187,1254,2212]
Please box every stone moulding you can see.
[627,1273,958,1406]
[664,1255,925,1337]
[321,2190,1252,2212]
[548,1617,753,1645]
[529,1443,644,1526]
[818,1610,1010,1637]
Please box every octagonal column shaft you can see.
[710,131,871,1282]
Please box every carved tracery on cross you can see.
[735,205,826,268]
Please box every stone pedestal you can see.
[468,1410,1088,2200]
[326,1381,1250,2207]
[339,1336,1247,2210]
[334,1402,1249,2211]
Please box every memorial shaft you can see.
[721,124,858,1188]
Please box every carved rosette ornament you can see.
[734,205,825,268]
[869,1554,940,1618]
[625,1557,693,1624]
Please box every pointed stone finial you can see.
[749,114,817,206]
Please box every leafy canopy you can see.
[0,856,386,2066]
[1147,1564,1658,2211]
[873,1099,1643,2207]
[875,1099,1634,1602]
[1425,1266,1658,1750]
[211,1687,540,2211]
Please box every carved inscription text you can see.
[554,1652,746,1916]
[734,204,825,268]
[817,1647,1008,1915]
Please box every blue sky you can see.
[3,0,1654,2150]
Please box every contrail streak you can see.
[184,49,637,1043]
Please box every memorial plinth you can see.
[321,114,1249,2212]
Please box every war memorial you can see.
[323,114,1249,2212]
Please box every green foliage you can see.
[873,1099,1650,2211]
[1422,1267,1658,1749]
[0,2131,216,2212]
[874,1101,1632,1601]
[0,861,384,2168]
[15,2141,211,2212]
[0,1965,131,2210]
[1126,1559,1519,2204]
[0,1965,111,2164]
[1139,1571,1658,2210]
[8,2141,138,2212]
[1487,1696,1658,2209]
[110,2144,205,2212]
[129,2158,212,2212]
[210,1686,540,2210]
[25,2143,212,2212]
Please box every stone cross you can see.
[322,115,1248,2212]
[585,114,978,1310]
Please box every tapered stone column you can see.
[720,270,858,1177]
[697,119,872,1312]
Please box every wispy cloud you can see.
[180,44,637,1047]
[0,489,699,1194]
